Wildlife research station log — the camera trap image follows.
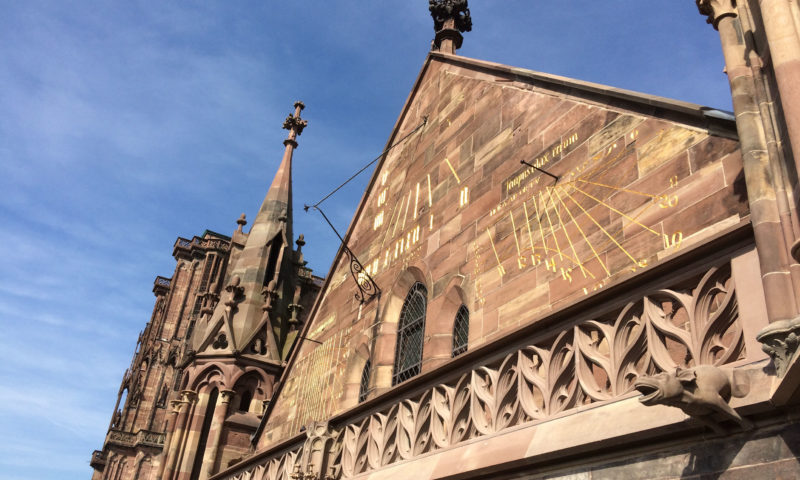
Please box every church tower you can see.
[159,102,320,480]
[91,102,322,480]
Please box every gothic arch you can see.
[343,335,372,405]
[190,364,226,392]
[372,266,430,394]
[424,279,469,366]
[228,365,269,389]
[135,453,153,480]
[232,370,268,413]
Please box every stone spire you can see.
[429,0,472,54]
[190,101,308,359]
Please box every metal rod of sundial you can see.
[304,204,346,245]
[303,204,380,289]
[520,160,559,182]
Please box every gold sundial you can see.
[357,115,684,308]
[478,127,683,302]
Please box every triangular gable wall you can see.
[256,52,744,448]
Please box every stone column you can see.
[175,391,209,480]
[698,0,800,381]
[697,0,799,322]
[155,400,182,479]
[197,390,234,480]
[758,0,800,180]
[161,390,196,480]
[436,18,460,54]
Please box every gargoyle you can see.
[634,365,752,434]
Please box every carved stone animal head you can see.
[633,368,698,406]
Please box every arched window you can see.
[452,305,469,357]
[358,360,371,403]
[392,282,427,385]
[238,389,253,412]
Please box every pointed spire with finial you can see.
[191,101,309,359]
[429,0,472,54]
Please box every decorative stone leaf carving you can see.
[449,373,473,444]
[644,293,695,371]
[518,346,549,419]
[548,331,577,415]
[693,265,742,366]
[430,384,451,449]
[396,399,415,460]
[470,353,520,434]
[611,302,649,395]
[574,321,613,401]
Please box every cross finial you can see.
[282,101,308,147]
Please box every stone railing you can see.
[197,238,229,251]
[137,430,166,448]
[107,430,136,447]
[218,260,745,480]
[106,429,166,449]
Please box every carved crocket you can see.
[634,365,751,433]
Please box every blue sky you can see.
[0,2,731,479]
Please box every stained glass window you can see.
[452,305,469,357]
[359,360,371,403]
[392,283,427,385]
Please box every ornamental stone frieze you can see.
[217,260,747,480]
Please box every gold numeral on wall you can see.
[663,231,683,250]
[560,267,573,283]
[656,194,679,208]
[545,257,557,273]
[669,175,678,188]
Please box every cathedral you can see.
[91,1,800,479]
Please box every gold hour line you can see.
[486,228,504,272]
[389,194,404,239]
[594,190,660,257]
[523,202,536,256]
[546,186,590,277]
[401,189,412,231]
[560,187,639,267]
[550,186,598,278]
[531,195,548,250]
[509,212,523,257]
[576,179,659,199]
[414,182,420,219]
[571,184,661,236]
[427,174,433,207]
[445,158,461,184]
[539,191,564,260]
[382,202,400,248]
